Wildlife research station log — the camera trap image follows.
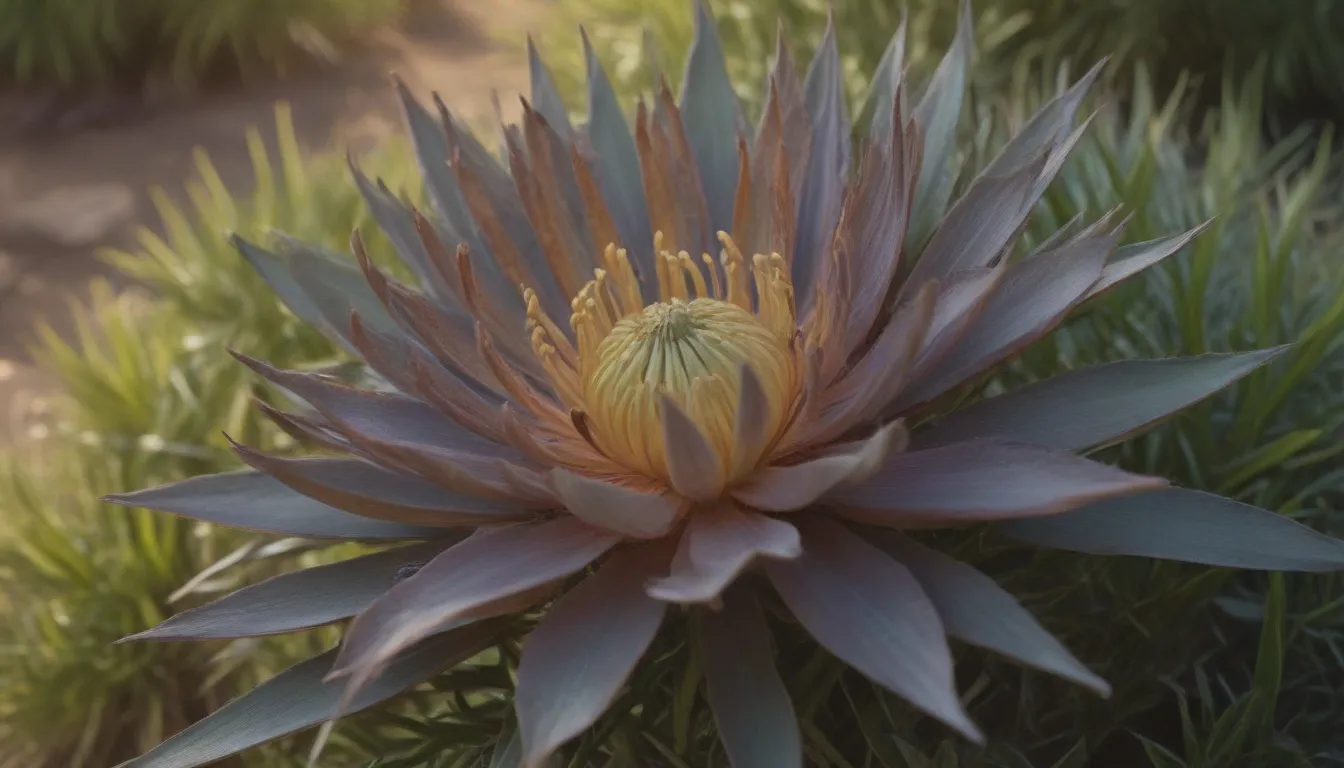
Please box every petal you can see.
[901,229,1116,408]
[516,544,671,766]
[828,439,1167,525]
[997,488,1344,571]
[913,349,1286,452]
[980,59,1105,179]
[661,395,727,500]
[734,421,907,512]
[1087,222,1211,299]
[527,38,573,140]
[765,515,981,741]
[646,503,800,604]
[906,0,971,250]
[698,585,802,768]
[679,0,747,233]
[349,162,454,301]
[229,444,540,526]
[233,235,326,335]
[104,470,445,540]
[793,14,851,314]
[331,518,621,693]
[872,531,1110,695]
[582,29,654,286]
[550,468,688,539]
[731,362,773,477]
[856,18,907,143]
[123,542,454,642]
[118,622,503,768]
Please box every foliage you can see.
[0,0,403,89]
[536,0,1344,128]
[0,107,422,767]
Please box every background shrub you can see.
[0,0,404,89]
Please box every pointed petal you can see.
[661,395,727,500]
[396,80,487,260]
[698,585,802,768]
[765,515,981,741]
[794,14,851,313]
[902,230,1115,407]
[907,0,972,250]
[527,38,573,139]
[905,151,1046,290]
[828,440,1167,525]
[914,349,1287,452]
[349,163,452,299]
[582,29,654,280]
[679,0,746,232]
[118,623,503,768]
[998,488,1344,571]
[516,545,670,766]
[981,60,1105,179]
[550,468,688,539]
[731,362,773,477]
[233,235,326,335]
[124,542,454,642]
[734,421,907,512]
[646,504,800,604]
[856,19,907,142]
[104,470,445,540]
[873,531,1109,695]
[1087,223,1211,298]
[230,445,539,526]
[283,236,405,342]
[332,518,621,687]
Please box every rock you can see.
[0,183,136,247]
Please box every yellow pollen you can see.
[527,232,800,485]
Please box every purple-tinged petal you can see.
[348,161,456,302]
[646,503,800,604]
[981,59,1106,180]
[550,468,688,539]
[765,515,982,741]
[828,439,1167,525]
[731,363,773,477]
[1087,222,1211,299]
[872,531,1110,695]
[698,585,802,768]
[997,488,1344,571]
[104,470,445,540]
[330,518,621,701]
[661,395,726,500]
[516,544,671,766]
[734,421,907,512]
[582,29,654,290]
[229,443,541,526]
[119,622,504,768]
[680,0,747,233]
[900,229,1116,408]
[794,13,851,314]
[527,37,573,140]
[856,17,908,143]
[124,542,455,642]
[913,349,1286,452]
[906,0,971,250]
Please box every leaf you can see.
[829,439,1165,525]
[765,515,981,742]
[698,585,802,768]
[104,470,447,540]
[117,621,504,768]
[997,488,1344,570]
[516,545,669,767]
[871,532,1109,695]
[913,349,1287,452]
[125,543,456,642]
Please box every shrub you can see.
[0,0,404,89]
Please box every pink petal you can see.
[646,503,800,604]
[550,468,689,539]
[516,544,671,766]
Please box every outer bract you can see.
[110,3,1344,767]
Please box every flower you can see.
[110,3,1344,767]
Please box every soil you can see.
[0,0,550,444]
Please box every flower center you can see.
[525,232,801,485]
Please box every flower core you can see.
[527,232,801,485]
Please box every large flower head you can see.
[113,3,1344,767]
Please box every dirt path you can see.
[0,0,549,444]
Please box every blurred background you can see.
[3,0,1344,765]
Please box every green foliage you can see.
[0,106,423,767]
[0,0,403,89]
